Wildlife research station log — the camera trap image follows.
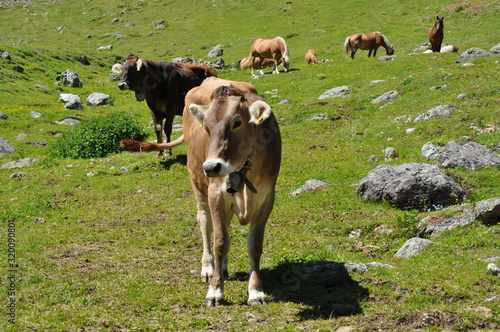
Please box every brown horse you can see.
[343,32,394,59]
[249,36,290,75]
[305,49,318,64]
[240,56,282,70]
[429,16,444,52]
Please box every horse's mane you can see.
[372,32,392,47]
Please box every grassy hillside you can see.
[1,0,499,331]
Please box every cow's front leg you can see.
[152,116,164,156]
[163,116,174,156]
[196,195,214,282]
[205,193,231,307]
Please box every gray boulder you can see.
[490,43,500,53]
[86,92,111,106]
[0,138,16,155]
[1,157,38,169]
[207,45,223,57]
[436,140,500,170]
[318,86,352,100]
[456,47,498,63]
[57,69,81,87]
[412,105,456,122]
[357,163,465,210]
[419,197,500,237]
[371,91,400,104]
[394,237,436,258]
[0,112,8,119]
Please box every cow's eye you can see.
[232,120,242,130]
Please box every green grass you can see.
[1,0,500,331]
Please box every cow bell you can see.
[135,91,145,102]
[226,172,243,194]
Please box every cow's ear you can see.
[136,58,143,71]
[249,100,272,125]
[189,104,207,124]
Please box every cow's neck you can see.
[226,124,258,194]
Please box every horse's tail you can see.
[120,135,184,152]
[343,36,351,58]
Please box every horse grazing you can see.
[343,32,394,59]
[249,36,290,75]
[429,16,444,52]
[305,49,318,64]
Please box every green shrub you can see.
[50,112,147,159]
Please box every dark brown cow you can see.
[121,77,281,306]
[118,54,217,155]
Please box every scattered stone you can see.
[64,99,84,110]
[384,147,398,161]
[278,99,290,105]
[456,47,498,63]
[368,155,378,163]
[357,163,465,210]
[457,93,467,100]
[87,171,98,177]
[462,62,474,67]
[57,69,81,87]
[35,217,46,224]
[421,142,441,160]
[207,44,223,57]
[16,133,28,141]
[487,263,500,276]
[318,86,352,100]
[436,140,500,170]
[10,172,25,178]
[120,167,129,173]
[370,80,386,85]
[394,237,436,258]
[79,55,90,65]
[378,56,393,61]
[97,45,113,51]
[292,179,329,196]
[1,157,38,169]
[86,92,111,106]
[0,112,8,119]
[312,113,328,120]
[490,43,500,53]
[406,128,416,134]
[419,197,500,237]
[55,118,81,125]
[412,105,456,122]
[371,91,400,104]
[0,138,16,155]
[30,111,42,118]
[32,83,51,93]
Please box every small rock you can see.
[10,172,25,178]
[318,86,352,100]
[384,147,398,161]
[394,237,436,258]
[487,263,500,276]
[0,112,8,119]
[30,111,42,118]
[292,179,329,196]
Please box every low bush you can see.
[50,112,147,159]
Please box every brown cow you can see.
[305,49,318,64]
[118,54,217,155]
[121,77,281,306]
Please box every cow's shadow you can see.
[158,154,187,170]
[231,260,369,319]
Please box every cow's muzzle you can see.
[118,82,129,90]
[203,159,233,178]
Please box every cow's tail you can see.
[120,135,184,152]
[343,36,351,58]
